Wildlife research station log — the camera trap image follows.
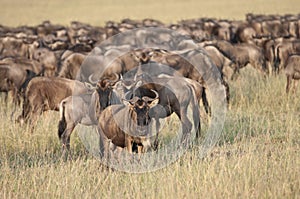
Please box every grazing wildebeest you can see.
[206,40,268,78]
[284,54,300,94]
[203,45,233,80]
[1,57,43,75]
[274,39,300,73]
[84,47,148,82]
[0,36,32,58]
[0,63,36,105]
[233,23,257,44]
[146,48,227,109]
[18,77,92,131]
[58,52,86,79]
[32,47,58,77]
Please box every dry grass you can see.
[0,68,299,198]
[0,0,299,26]
[0,1,300,198]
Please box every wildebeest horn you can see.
[128,96,140,103]
[108,73,119,83]
[124,91,133,101]
[159,49,168,54]
[142,89,159,102]
[88,73,99,84]
[123,91,139,104]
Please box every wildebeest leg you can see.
[286,76,292,94]
[27,107,42,133]
[231,66,240,80]
[20,99,32,124]
[4,92,9,104]
[10,89,19,122]
[60,123,76,157]
[9,85,21,106]
[192,102,201,139]
[96,126,110,161]
[137,145,143,153]
[125,135,133,154]
[267,61,273,76]
[60,123,76,153]
[179,108,193,147]
[153,117,160,150]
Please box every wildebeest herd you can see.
[0,13,299,159]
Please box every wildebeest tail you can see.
[201,88,211,116]
[222,79,230,106]
[58,100,67,139]
[274,44,281,73]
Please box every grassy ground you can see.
[0,1,300,198]
[0,0,299,26]
[0,68,299,198]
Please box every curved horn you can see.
[128,96,140,103]
[108,73,119,83]
[88,73,99,84]
[123,91,139,104]
[142,89,159,102]
[124,91,133,101]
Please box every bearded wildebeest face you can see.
[132,98,151,126]
[124,90,159,127]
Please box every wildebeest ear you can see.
[122,96,139,106]
[135,80,142,88]
[149,98,159,108]
[122,99,132,106]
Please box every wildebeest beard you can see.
[129,99,152,137]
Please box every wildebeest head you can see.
[131,48,151,64]
[95,73,119,110]
[123,89,159,127]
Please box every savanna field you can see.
[0,0,300,198]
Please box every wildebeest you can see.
[32,47,58,77]
[284,54,300,94]
[145,47,227,109]
[202,45,233,80]
[58,52,86,79]
[274,39,300,73]
[98,89,159,154]
[233,23,257,44]
[0,36,31,58]
[57,74,119,152]
[83,47,147,83]
[1,57,43,75]
[206,40,268,78]
[115,65,202,149]
[0,62,36,105]
[18,77,92,130]
[58,91,99,153]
